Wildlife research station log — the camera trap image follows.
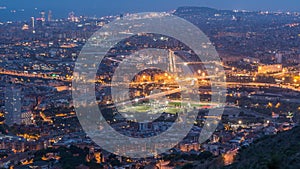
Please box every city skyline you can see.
[0,2,299,168]
[1,0,300,21]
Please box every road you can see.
[225,82,300,92]
[0,68,299,93]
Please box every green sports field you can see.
[118,101,206,114]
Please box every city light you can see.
[0,3,299,169]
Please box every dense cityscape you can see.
[0,5,299,169]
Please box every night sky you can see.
[0,0,299,21]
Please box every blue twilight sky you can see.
[0,0,300,21]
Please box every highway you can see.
[225,82,300,92]
[0,69,68,81]
[0,68,299,93]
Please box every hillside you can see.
[225,126,300,169]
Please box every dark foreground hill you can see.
[224,126,300,169]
